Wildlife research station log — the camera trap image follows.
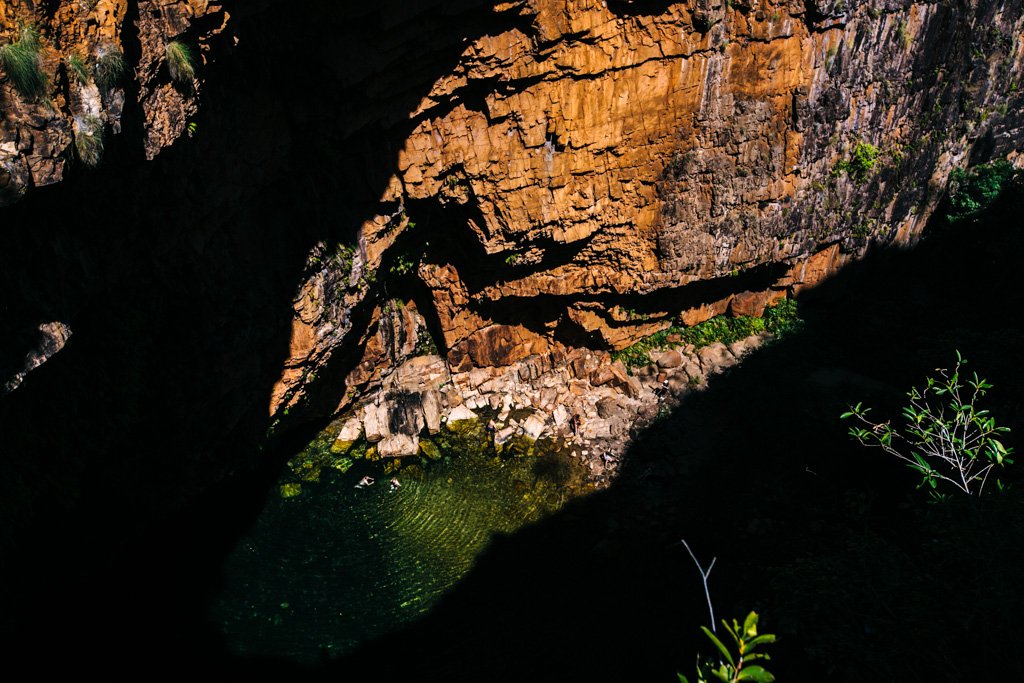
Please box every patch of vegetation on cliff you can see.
[947,159,1020,223]
[832,141,880,183]
[612,299,802,369]
[66,53,89,85]
[0,24,47,101]
[93,45,126,89]
[165,41,196,85]
[73,115,104,168]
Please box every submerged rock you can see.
[279,483,302,498]
[419,439,442,460]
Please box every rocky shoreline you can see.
[326,323,771,488]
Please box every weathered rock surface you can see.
[336,305,775,485]
[2,1,228,203]
[262,0,1024,418]
[1,321,72,394]
[9,2,1016,417]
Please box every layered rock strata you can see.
[269,0,1024,418]
[4,0,1024,453]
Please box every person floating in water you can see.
[355,475,375,489]
[389,477,401,492]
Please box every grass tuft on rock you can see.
[66,52,89,84]
[0,24,48,100]
[73,115,105,167]
[93,45,126,89]
[165,41,195,84]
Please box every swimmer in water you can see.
[355,475,375,489]
[389,477,401,492]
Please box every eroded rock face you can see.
[1,321,72,394]
[271,0,1024,417]
[331,316,771,486]
[4,1,1024,425]
[1,0,228,201]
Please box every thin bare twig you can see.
[681,538,717,632]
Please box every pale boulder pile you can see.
[331,333,767,484]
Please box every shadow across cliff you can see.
[3,3,1024,680]
[0,0,536,673]
[316,190,1024,682]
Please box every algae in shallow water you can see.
[216,420,587,663]
[279,483,302,498]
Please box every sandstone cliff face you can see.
[3,0,1024,655]
[271,0,1024,416]
[1,0,228,203]
[4,1,1024,422]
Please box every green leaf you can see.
[743,612,759,638]
[737,665,775,682]
[677,674,690,683]
[701,627,736,667]
[711,670,731,683]
[746,634,776,649]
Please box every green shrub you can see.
[165,41,195,84]
[679,612,777,683]
[946,159,1019,223]
[833,141,880,183]
[93,45,126,89]
[612,299,802,369]
[66,52,89,84]
[842,351,1013,500]
[0,24,48,100]
[73,115,104,167]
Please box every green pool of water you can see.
[213,423,587,663]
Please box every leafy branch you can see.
[679,612,776,683]
[679,540,776,683]
[842,351,1013,499]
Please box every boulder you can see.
[590,362,642,399]
[667,372,690,394]
[728,338,756,359]
[656,350,683,369]
[446,405,478,424]
[552,404,569,426]
[387,391,426,435]
[697,342,735,374]
[377,433,420,457]
[362,401,389,442]
[332,417,363,453]
[421,388,442,434]
[522,413,547,440]
[597,396,627,419]
[682,360,704,381]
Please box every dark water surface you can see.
[213,444,586,663]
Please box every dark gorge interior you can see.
[3,1,1024,680]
